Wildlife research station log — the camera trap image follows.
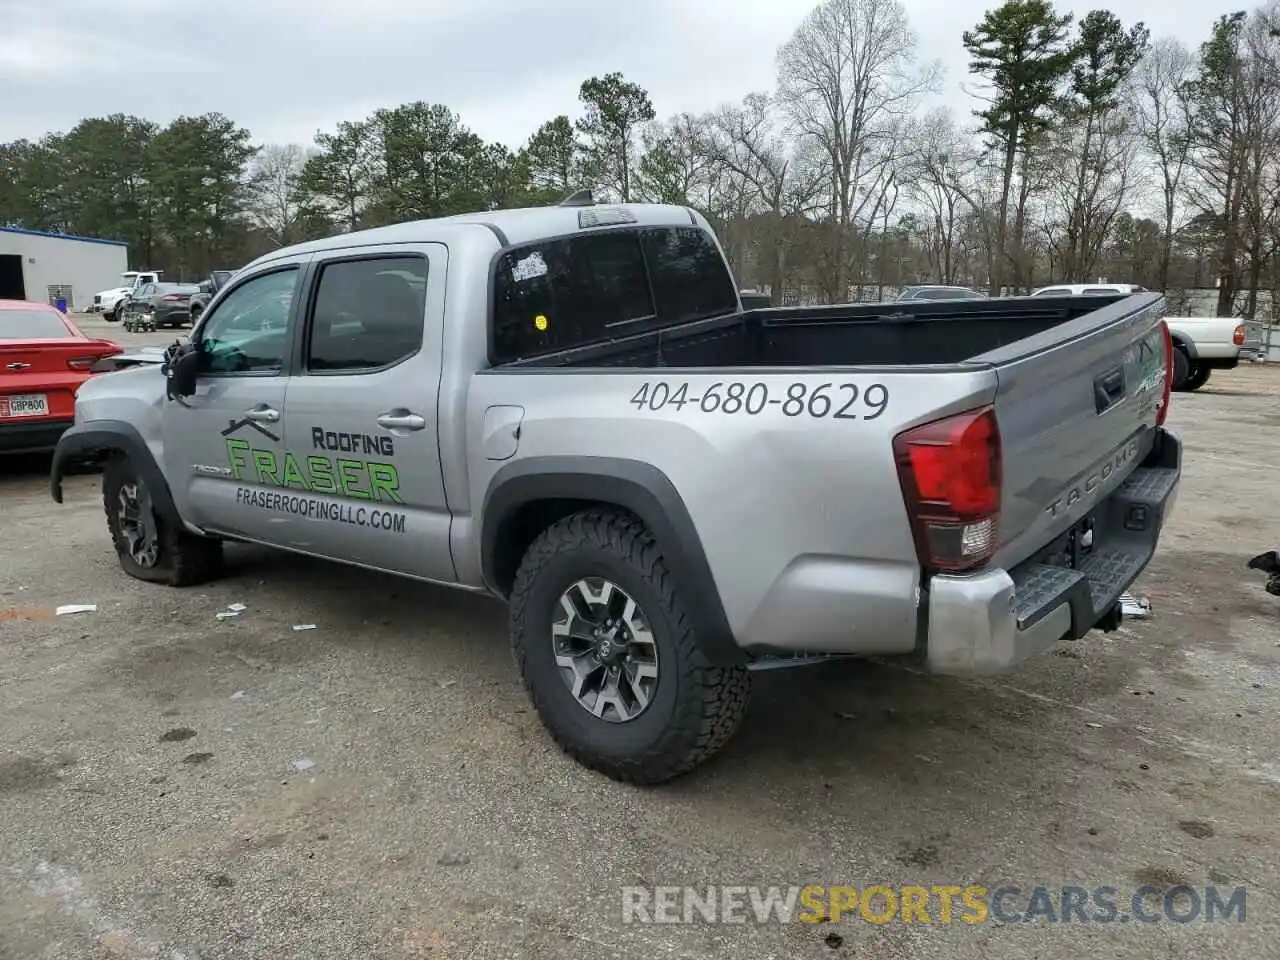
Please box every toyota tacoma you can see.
[50,197,1182,784]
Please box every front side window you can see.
[306,256,429,373]
[492,231,655,362]
[641,227,738,324]
[198,267,298,374]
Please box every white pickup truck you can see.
[1031,284,1244,391]
[92,271,162,321]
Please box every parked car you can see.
[1030,283,1243,391]
[0,299,122,453]
[896,285,988,301]
[50,199,1180,784]
[119,282,203,330]
[189,269,237,323]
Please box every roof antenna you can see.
[559,188,595,207]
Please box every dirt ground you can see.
[2,324,1278,959]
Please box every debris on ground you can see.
[1120,593,1152,618]
[439,680,458,689]
[227,603,247,613]
[291,758,315,772]
[292,624,317,632]
[215,611,240,621]
[55,604,97,616]
[230,690,246,700]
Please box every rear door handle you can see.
[244,405,280,423]
[377,410,426,431]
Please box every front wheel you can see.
[509,509,751,785]
[102,455,223,586]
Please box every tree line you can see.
[3,0,1280,318]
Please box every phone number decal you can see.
[629,381,889,420]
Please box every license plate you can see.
[0,394,49,418]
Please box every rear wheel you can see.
[1171,346,1191,391]
[509,509,751,785]
[103,455,223,586]
[1182,365,1212,391]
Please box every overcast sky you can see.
[0,0,1249,150]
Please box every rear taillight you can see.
[893,406,1002,573]
[69,344,123,371]
[1157,320,1173,427]
[1233,324,1246,346]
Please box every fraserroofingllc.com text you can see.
[620,884,1248,925]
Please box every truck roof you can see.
[244,202,709,272]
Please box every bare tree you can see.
[777,0,938,302]
[903,108,981,283]
[1041,107,1141,282]
[247,143,311,246]
[1130,37,1195,291]
[701,93,824,301]
[1237,7,1280,317]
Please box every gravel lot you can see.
[2,320,1278,959]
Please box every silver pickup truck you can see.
[50,198,1182,784]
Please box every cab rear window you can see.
[491,226,737,363]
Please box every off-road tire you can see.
[1171,346,1191,391]
[102,454,223,586]
[1181,364,1212,391]
[509,508,751,785]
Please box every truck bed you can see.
[485,290,1173,635]
[498,294,1131,370]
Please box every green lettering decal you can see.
[226,439,250,480]
[280,452,310,491]
[337,458,370,499]
[367,462,403,504]
[307,456,337,494]
[252,449,279,485]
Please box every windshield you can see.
[0,310,74,339]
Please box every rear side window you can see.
[492,231,655,361]
[491,226,739,362]
[306,256,428,373]
[641,227,738,325]
[1035,287,1069,296]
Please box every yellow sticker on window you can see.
[534,314,548,331]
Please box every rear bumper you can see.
[154,304,191,326]
[926,428,1181,676]
[0,418,75,454]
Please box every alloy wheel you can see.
[551,577,659,723]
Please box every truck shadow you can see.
[215,541,1121,803]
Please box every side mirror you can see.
[161,339,199,399]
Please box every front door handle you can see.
[244,405,280,423]
[377,410,426,431]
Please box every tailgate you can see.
[981,292,1168,571]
